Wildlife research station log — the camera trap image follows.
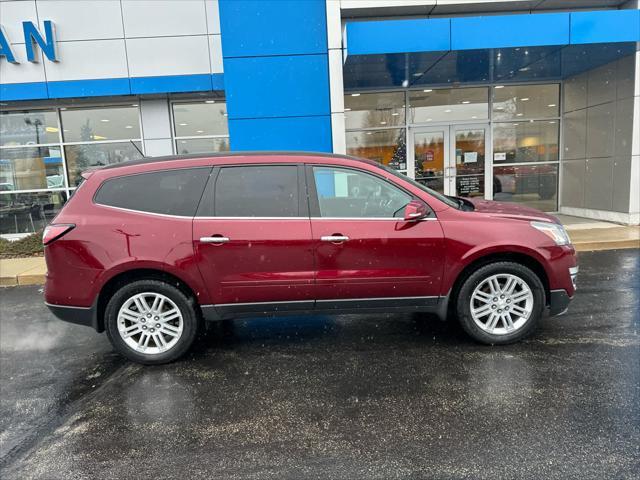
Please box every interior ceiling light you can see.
[521,98,530,101]
[100,119,110,122]
[205,100,215,104]
[179,123,188,126]
[391,112,399,116]
[423,89,433,93]
[461,101,470,104]
[548,103,556,107]
[495,85,505,89]
[351,93,360,97]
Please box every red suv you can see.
[44,153,578,364]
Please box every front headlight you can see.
[530,221,571,246]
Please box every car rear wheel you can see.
[455,262,545,345]
[105,280,199,364]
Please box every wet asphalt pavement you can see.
[0,249,638,480]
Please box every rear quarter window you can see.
[94,167,211,216]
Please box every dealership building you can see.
[1,0,639,237]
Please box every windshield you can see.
[377,163,461,209]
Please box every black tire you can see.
[105,279,200,365]
[455,262,545,345]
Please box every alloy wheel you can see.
[469,273,534,335]
[117,292,184,354]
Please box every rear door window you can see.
[95,167,211,216]
[213,165,300,217]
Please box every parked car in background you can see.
[44,153,577,364]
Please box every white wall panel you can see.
[44,39,128,80]
[209,35,223,74]
[36,0,124,41]
[140,99,172,140]
[205,0,221,35]
[122,0,207,38]
[0,45,45,83]
[144,138,174,157]
[328,49,344,113]
[0,1,37,42]
[126,36,211,77]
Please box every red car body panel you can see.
[311,218,445,300]
[193,217,315,304]
[44,153,577,330]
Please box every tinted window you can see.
[214,166,299,217]
[312,167,411,218]
[95,168,210,216]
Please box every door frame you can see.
[408,123,493,200]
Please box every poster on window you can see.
[457,175,481,196]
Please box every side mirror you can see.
[403,200,428,221]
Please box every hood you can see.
[465,197,560,224]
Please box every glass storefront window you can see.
[176,137,230,155]
[493,164,558,211]
[173,101,228,137]
[344,92,405,130]
[493,121,559,163]
[0,146,65,191]
[346,129,406,171]
[61,106,141,142]
[64,141,143,186]
[0,110,60,146]
[409,88,489,123]
[492,84,559,120]
[0,190,67,234]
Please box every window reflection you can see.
[493,164,558,211]
[344,92,405,130]
[346,129,406,171]
[0,147,65,191]
[493,121,559,163]
[0,191,67,234]
[492,84,559,120]
[61,106,140,142]
[176,138,229,155]
[172,101,228,137]
[409,88,489,123]
[64,142,143,186]
[0,110,60,146]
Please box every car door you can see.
[193,163,315,315]
[307,164,445,309]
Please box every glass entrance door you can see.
[410,124,488,198]
[450,124,488,199]
[411,127,449,194]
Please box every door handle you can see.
[321,235,349,243]
[200,236,230,244]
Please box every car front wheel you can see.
[456,262,545,345]
[105,280,199,364]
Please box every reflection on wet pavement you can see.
[1,249,638,479]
